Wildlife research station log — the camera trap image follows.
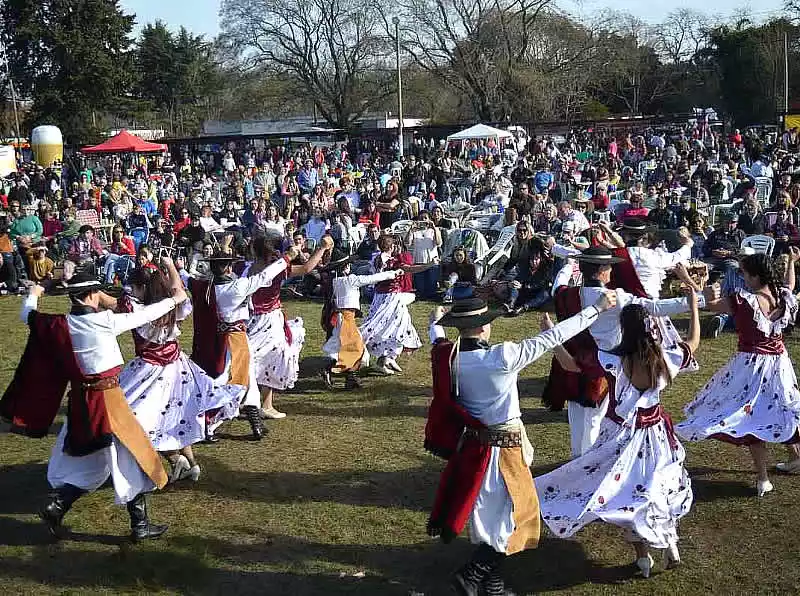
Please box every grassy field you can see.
[1,295,800,596]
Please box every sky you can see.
[120,0,786,38]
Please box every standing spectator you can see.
[405,210,442,299]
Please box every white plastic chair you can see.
[755,177,773,206]
[741,234,775,257]
[709,203,735,228]
[389,219,413,236]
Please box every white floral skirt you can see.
[677,351,800,445]
[247,309,305,391]
[359,292,421,360]
[119,352,244,451]
[536,420,692,549]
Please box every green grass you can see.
[1,296,800,595]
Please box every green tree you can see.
[134,21,222,135]
[0,0,135,143]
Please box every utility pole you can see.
[392,16,404,157]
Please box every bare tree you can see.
[654,9,710,63]
[220,0,392,128]
[385,0,555,121]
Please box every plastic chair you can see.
[709,203,735,228]
[390,219,413,235]
[741,234,775,257]
[755,177,773,206]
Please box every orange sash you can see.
[333,311,364,373]
[225,331,251,386]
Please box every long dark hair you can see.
[129,267,177,330]
[251,235,279,265]
[611,304,670,391]
[740,253,785,314]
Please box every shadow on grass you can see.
[0,462,49,515]
[0,521,594,595]
[178,456,441,512]
[0,515,124,547]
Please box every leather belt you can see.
[81,376,120,391]
[463,427,523,448]
[217,320,247,333]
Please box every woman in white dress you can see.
[359,235,425,375]
[118,259,244,483]
[677,250,800,496]
[536,288,700,578]
[244,235,331,419]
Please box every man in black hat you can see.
[189,248,299,441]
[612,218,693,300]
[320,250,403,390]
[424,292,616,596]
[1,270,189,541]
[543,246,718,457]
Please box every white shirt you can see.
[628,244,691,299]
[563,210,590,234]
[131,297,193,344]
[579,286,700,351]
[200,216,222,233]
[410,227,438,264]
[332,270,398,310]
[214,258,287,323]
[21,294,178,375]
[429,305,601,426]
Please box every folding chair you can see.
[755,177,773,207]
[741,234,775,257]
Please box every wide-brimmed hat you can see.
[618,217,656,236]
[321,249,356,272]
[203,250,243,263]
[574,246,624,265]
[436,297,503,329]
[63,270,104,295]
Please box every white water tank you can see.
[31,125,63,167]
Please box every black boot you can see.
[484,568,516,596]
[242,405,265,441]
[320,360,334,390]
[344,372,361,391]
[127,493,168,542]
[40,484,85,539]
[451,544,501,596]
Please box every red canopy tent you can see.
[82,129,167,153]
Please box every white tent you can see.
[446,123,513,142]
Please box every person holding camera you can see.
[405,210,442,300]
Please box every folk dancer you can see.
[424,293,616,596]
[117,258,244,483]
[189,248,298,441]
[677,250,800,496]
[360,234,429,375]
[0,272,188,541]
[320,250,404,390]
[541,247,717,457]
[244,235,331,419]
[537,289,701,578]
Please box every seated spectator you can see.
[442,245,477,302]
[262,203,286,237]
[41,208,63,242]
[328,211,350,250]
[504,236,554,316]
[103,225,136,283]
[148,217,174,253]
[675,195,701,229]
[189,242,214,278]
[430,205,453,231]
[557,200,590,234]
[768,207,799,255]
[702,213,745,275]
[63,224,106,281]
[9,204,43,242]
[136,244,159,272]
[303,207,329,245]
[647,195,678,229]
[172,207,192,234]
[177,213,208,255]
[690,217,710,260]
[199,204,223,234]
[737,196,766,235]
[27,242,54,286]
[618,191,649,224]
[358,198,381,227]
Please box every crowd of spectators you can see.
[0,126,797,342]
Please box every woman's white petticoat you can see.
[247,309,305,390]
[359,292,421,359]
[119,352,244,451]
